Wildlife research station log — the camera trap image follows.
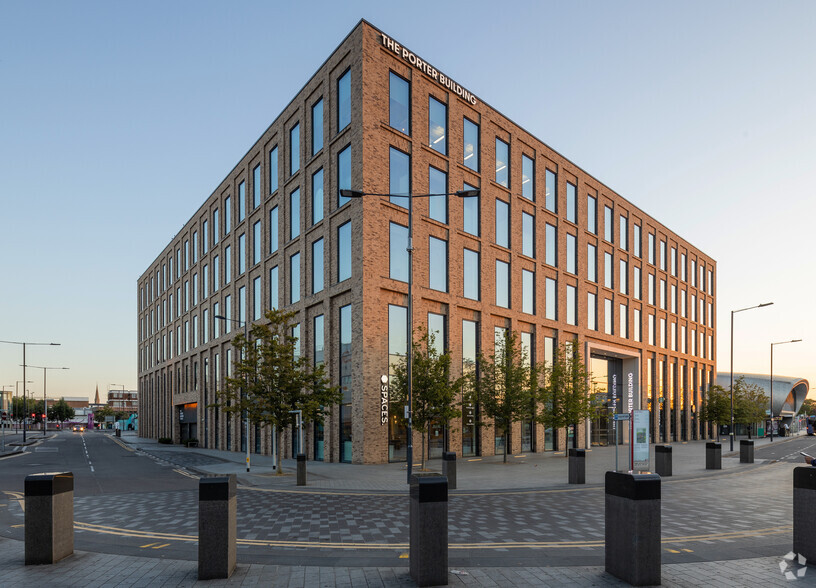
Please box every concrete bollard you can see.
[198,475,237,580]
[442,451,457,490]
[297,453,307,486]
[569,448,586,484]
[740,440,754,464]
[794,467,816,562]
[410,474,448,587]
[25,472,74,565]
[605,471,661,586]
[706,442,722,470]
[655,445,672,477]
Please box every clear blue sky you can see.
[2,0,815,402]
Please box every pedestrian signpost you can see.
[613,412,629,472]
[630,410,650,471]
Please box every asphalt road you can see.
[0,431,812,568]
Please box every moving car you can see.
[71,424,85,432]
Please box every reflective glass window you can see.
[604,206,613,242]
[567,234,576,275]
[338,221,351,282]
[522,155,534,200]
[238,182,246,222]
[523,269,535,314]
[269,206,278,254]
[566,182,577,223]
[290,188,300,240]
[269,146,278,194]
[290,252,300,304]
[253,165,261,209]
[463,118,479,171]
[312,238,324,294]
[587,195,597,234]
[567,285,577,326]
[604,252,613,288]
[338,69,351,131]
[238,234,246,274]
[269,266,279,309]
[312,168,324,225]
[545,278,557,320]
[428,167,447,224]
[253,277,261,320]
[545,169,556,213]
[429,96,447,154]
[545,224,557,266]
[588,292,597,330]
[588,243,597,282]
[495,138,509,187]
[522,212,534,257]
[389,222,409,282]
[620,216,628,251]
[290,123,300,175]
[463,248,479,300]
[429,237,447,292]
[496,260,509,308]
[337,145,351,208]
[389,147,410,208]
[252,221,261,265]
[312,98,323,155]
[462,182,479,236]
[389,72,410,134]
[619,259,627,294]
[495,199,509,248]
[224,196,231,234]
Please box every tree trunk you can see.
[421,431,426,471]
[573,423,578,449]
[275,427,283,474]
[503,428,508,463]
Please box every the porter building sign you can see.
[380,33,478,106]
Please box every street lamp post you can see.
[1,340,60,442]
[769,339,802,442]
[729,304,772,451]
[14,381,32,432]
[215,314,250,472]
[27,365,69,436]
[341,188,479,483]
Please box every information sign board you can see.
[630,410,650,470]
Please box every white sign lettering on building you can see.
[380,375,389,425]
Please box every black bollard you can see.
[442,452,457,490]
[740,440,754,464]
[410,474,448,587]
[706,442,722,470]
[655,445,672,477]
[297,453,307,486]
[605,471,661,586]
[569,448,585,484]
[25,472,74,565]
[198,475,237,580]
[794,467,816,562]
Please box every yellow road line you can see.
[140,543,159,548]
[152,543,171,549]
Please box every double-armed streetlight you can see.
[26,365,69,436]
[340,187,479,483]
[215,314,251,472]
[769,339,802,442]
[1,340,60,442]
[729,303,772,451]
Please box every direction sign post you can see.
[613,413,630,472]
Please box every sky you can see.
[2,0,815,403]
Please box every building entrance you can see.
[590,356,623,447]
[178,403,197,444]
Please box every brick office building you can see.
[137,20,717,464]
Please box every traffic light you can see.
[41,414,46,419]
[31,413,35,418]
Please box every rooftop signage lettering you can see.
[380,33,478,106]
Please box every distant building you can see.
[107,389,138,413]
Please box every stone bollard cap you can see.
[297,453,306,462]
[605,471,661,500]
[740,439,754,446]
[655,445,672,453]
[24,472,73,496]
[410,474,448,503]
[794,467,816,490]
[706,442,721,449]
[442,451,456,461]
[199,474,237,501]
[569,448,586,457]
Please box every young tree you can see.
[467,330,533,463]
[213,309,341,473]
[536,342,595,451]
[798,398,816,416]
[94,405,114,426]
[733,376,769,439]
[48,398,76,423]
[699,385,731,431]
[389,327,463,470]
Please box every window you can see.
[522,212,535,257]
[289,188,300,240]
[429,96,447,154]
[649,314,655,345]
[193,231,198,264]
[203,220,209,254]
[312,238,324,294]
[633,224,641,257]
[290,252,300,304]
[681,253,687,281]
[338,221,351,282]
[289,123,300,175]
[238,181,246,222]
[463,118,479,171]
[566,182,577,223]
[312,168,324,225]
[660,318,666,348]
[633,308,641,342]
[671,247,677,276]
[253,277,261,320]
[522,155,534,200]
[269,146,278,194]
[671,284,677,313]
[648,233,655,264]
[463,248,479,300]
[213,255,219,291]
[691,260,697,287]
[545,170,556,213]
[545,278,557,320]
[588,292,597,330]
[671,322,677,351]
[389,72,410,134]
[660,279,666,309]
[202,265,208,299]
[545,224,557,267]
[389,222,409,282]
[184,240,189,271]
[620,304,628,338]
[224,294,231,333]
[428,313,446,352]
[192,273,198,306]
[522,269,535,314]
[566,234,577,275]
[620,216,628,251]
[224,196,231,234]
[604,299,613,335]
[428,167,447,224]
[224,245,231,284]
[269,206,279,254]
[314,314,325,366]
[619,259,627,294]
[338,69,351,131]
[337,145,351,208]
[566,285,577,325]
[588,244,597,282]
[604,206,613,242]
[496,260,509,308]
[238,234,246,274]
[238,286,246,324]
[252,221,261,265]
[269,266,279,309]
[634,266,641,299]
[708,270,713,294]
[587,195,597,234]
[429,237,447,292]
[389,147,410,208]
[463,182,479,236]
[495,138,509,187]
[312,98,323,155]
[253,164,261,209]
[660,241,666,270]
[604,252,613,289]
[495,199,509,248]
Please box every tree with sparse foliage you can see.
[390,327,464,470]
[699,385,731,430]
[48,398,75,423]
[467,330,533,463]
[94,405,114,424]
[734,376,769,439]
[798,398,816,416]
[212,309,342,473]
[536,342,596,451]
